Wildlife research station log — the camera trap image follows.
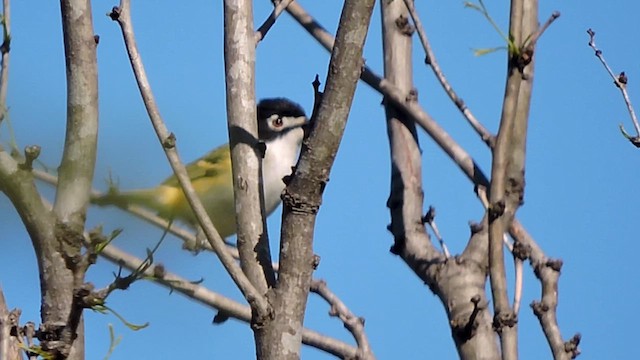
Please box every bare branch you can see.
[310,280,374,359]
[55,0,99,228]
[95,242,360,358]
[254,0,294,45]
[37,168,370,354]
[285,3,576,358]
[403,0,494,147]
[260,0,376,357]
[0,0,10,125]
[486,0,540,357]
[423,207,450,258]
[0,287,20,360]
[224,0,275,299]
[510,226,580,360]
[587,28,640,146]
[525,11,560,50]
[108,1,269,317]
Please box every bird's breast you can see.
[261,129,303,214]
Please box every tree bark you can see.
[257,1,376,358]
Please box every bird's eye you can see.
[272,117,283,127]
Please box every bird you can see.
[93,98,308,238]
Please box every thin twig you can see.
[513,257,523,315]
[422,207,450,257]
[310,280,375,359]
[254,0,294,45]
[525,11,560,50]
[403,0,494,147]
[97,242,360,358]
[587,28,640,145]
[36,168,370,355]
[108,1,269,316]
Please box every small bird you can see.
[94,98,308,238]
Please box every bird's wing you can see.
[161,144,232,186]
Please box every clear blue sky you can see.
[1,1,638,359]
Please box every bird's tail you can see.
[91,188,169,216]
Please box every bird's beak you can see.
[288,115,309,129]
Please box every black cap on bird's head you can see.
[257,98,308,141]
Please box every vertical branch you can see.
[488,0,538,358]
[223,0,275,298]
[380,0,436,261]
[0,287,20,360]
[258,0,376,358]
[0,0,10,124]
[55,0,99,227]
[3,1,102,358]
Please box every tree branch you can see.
[224,0,275,301]
[487,1,539,357]
[259,0,376,358]
[36,168,369,356]
[108,0,270,318]
[0,286,20,360]
[310,280,374,359]
[402,0,495,147]
[56,0,99,229]
[0,0,10,125]
[285,2,575,358]
[254,0,294,45]
[587,28,640,147]
[96,242,361,359]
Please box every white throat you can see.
[261,127,304,215]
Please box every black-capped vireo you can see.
[94,98,308,238]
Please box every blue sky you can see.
[1,0,639,359]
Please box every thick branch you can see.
[109,1,269,318]
[0,286,20,360]
[261,1,376,358]
[55,0,99,229]
[380,2,498,358]
[380,0,437,261]
[487,1,539,357]
[223,0,275,301]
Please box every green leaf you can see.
[472,46,506,56]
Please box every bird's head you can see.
[257,98,308,142]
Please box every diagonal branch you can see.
[96,242,361,359]
[587,28,640,146]
[310,280,373,358]
[36,168,370,355]
[402,0,494,147]
[254,0,294,45]
[108,1,269,318]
